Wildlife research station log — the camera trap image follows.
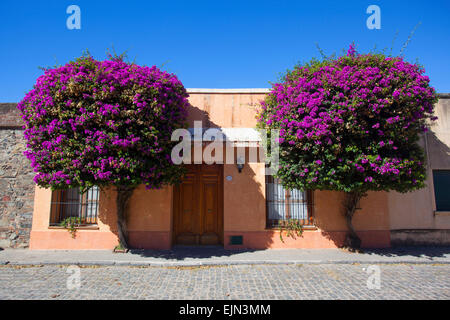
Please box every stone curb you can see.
[1,259,449,267]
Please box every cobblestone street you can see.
[0,263,449,300]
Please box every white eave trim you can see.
[187,88,270,93]
[187,127,262,142]
[186,89,450,98]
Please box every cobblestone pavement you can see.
[0,264,449,300]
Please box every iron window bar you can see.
[265,175,314,228]
[49,186,99,226]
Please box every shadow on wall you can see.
[224,147,272,250]
[94,102,221,249]
[314,190,392,248]
[317,129,450,249]
[188,100,272,250]
[319,231,347,248]
[94,103,450,252]
[388,130,450,246]
[426,130,450,170]
[95,103,271,251]
[186,102,220,128]
[97,185,118,234]
[311,190,350,248]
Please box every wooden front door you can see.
[173,164,223,245]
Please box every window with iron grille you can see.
[265,175,314,228]
[49,186,99,226]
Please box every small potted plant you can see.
[113,242,129,253]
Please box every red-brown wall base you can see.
[29,230,119,250]
[128,231,172,250]
[29,230,172,250]
[224,230,391,249]
[30,230,390,250]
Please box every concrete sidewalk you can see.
[1,246,450,266]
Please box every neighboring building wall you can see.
[0,103,35,248]
[388,96,450,245]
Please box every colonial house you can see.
[1,89,449,250]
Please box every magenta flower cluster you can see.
[258,50,438,193]
[18,56,189,190]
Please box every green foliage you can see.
[18,54,189,192]
[113,242,128,253]
[258,47,438,196]
[59,217,82,238]
[278,219,304,243]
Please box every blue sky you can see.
[1,0,449,102]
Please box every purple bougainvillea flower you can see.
[257,48,438,193]
[17,55,189,191]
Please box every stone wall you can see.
[0,103,35,248]
[391,229,450,246]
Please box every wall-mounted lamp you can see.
[236,157,245,173]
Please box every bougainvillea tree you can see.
[258,45,438,248]
[18,55,189,249]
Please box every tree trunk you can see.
[343,191,365,250]
[116,186,135,249]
